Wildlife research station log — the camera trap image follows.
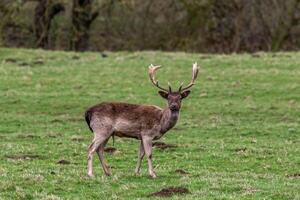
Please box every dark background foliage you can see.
[1,0,300,53]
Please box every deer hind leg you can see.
[142,136,156,178]
[87,131,111,177]
[96,138,112,176]
[135,140,145,175]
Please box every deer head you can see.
[148,63,199,111]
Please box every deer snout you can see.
[169,103,179,111]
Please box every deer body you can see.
[85,63,199,178]
[86,102,179,140]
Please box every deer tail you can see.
[84,110,93,133]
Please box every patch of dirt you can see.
[5,154,41,160]
[104,147,117,154]
[286,173,300,178]
[18,62,29,67]
[46,133,62,138]
[57,160,70,165]
[51,119,63,123]
[47,134,57,138]
[17,134,40,139]
[72,55,80,60]
[149,187,190,197]
[175,169,190,175]
[4,58,18,63]
[152,142,177,150]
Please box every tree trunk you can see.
[34,0,64,48]
[71,0,98,51]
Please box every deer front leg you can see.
[135,140,145,175]
[142,136,156,178]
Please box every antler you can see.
[178,62,199,92]
[148,64,170,92]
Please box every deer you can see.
[84,63,199,178]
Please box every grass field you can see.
[0,48,299,200]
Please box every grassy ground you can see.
[0,48,299,200]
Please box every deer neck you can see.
[160,108,179,133]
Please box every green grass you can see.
[0,48,299,200]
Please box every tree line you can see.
[0,0,300,53]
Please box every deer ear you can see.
[181,90,190,99]
[158,91,168,99]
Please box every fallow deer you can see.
[84,63,199,178]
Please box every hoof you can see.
[149,173,157,179]
[87,173,94,178]
[105,173,112,176]
[105,171,112,176]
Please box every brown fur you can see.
[86,102,176,140]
